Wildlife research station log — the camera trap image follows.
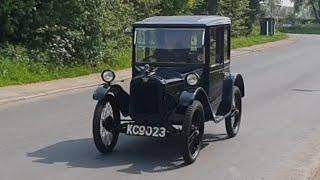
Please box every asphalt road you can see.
[1,34,320,180]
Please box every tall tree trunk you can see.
[248,0,259,34]
[208,0,219,15]
[310,0,320,23]
[293,2,297,24]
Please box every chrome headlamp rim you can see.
[101,70,115,83]
[186,73,199,86]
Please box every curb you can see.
[0,74,132,105]
[0,85,95,105]
[0,36,296,105]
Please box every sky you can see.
[282,0,294,7]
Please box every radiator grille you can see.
[130,78,162,115]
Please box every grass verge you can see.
[232,32,288,49]
[0,50,131,87]
[0,30,288,87]
[281,24,320,34]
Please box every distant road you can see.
[1,34,320,180]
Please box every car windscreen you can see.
[134,28,205,64]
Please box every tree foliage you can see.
[190,0,209,14]
[130,0,161,20]
[309,0,320,22]
[219,0,251,36]
[291,0,320,23]
[249,0,261,33]
[0,0,134,66]
[0,0,256,67]
[158,0,190,15]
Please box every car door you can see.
[208,26,224,112]
[223,26,231,76]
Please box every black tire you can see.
[93,95,120,154]
[225,86,242,138]
[182,100,205,164]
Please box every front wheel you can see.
[225,86,242,138]
[93,95,120,154]
[182,100,205,164]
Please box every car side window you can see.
[216,27,224,64]
[210,28,216,65]
[224,27,230,62]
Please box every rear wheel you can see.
[225,86,242,138]
[93,95,120,154]
[182,100,205,164]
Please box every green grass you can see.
[0,50,131,87]
[281,24,320,34]
[0,28,289,87]
[232,28,288,49]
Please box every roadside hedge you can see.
[0,0,134,66]
[0,0,253,67]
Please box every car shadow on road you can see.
[27,133,227,174]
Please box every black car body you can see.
[92,16,245,164]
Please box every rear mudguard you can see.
[93,84,130,116]
[216,73,245,116]
[178,87,215,122]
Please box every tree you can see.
[130,0,161,20]
[189,0,208,14]
[219,0,251,36]
[309,0,320,23]
[208,0,220,14]
[292,0,304,14]
[158,0,190,15]
[0,0,38,43]
[291,0,320,23]
[248,0,261,33]
[0,0,135,65]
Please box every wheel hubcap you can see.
[100,102,114,146]
[231,94,241,132]
[188,111,202,157]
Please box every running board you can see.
[213,109,239,123]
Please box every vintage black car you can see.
[92,16,245,164]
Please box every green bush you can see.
[0,0,134,66]
[281,24,320,34]
[0,48,132,87]
[0,0,257,67]
[232,30,288,49]
[0,0,286,87]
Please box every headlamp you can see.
[186,73,199,86]
[101,70,115,83]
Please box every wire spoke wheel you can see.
[188,111,201,155]
[182,100,204,164]
[225,86,242,138]
[93,96,120,154]
[100,102,114,146]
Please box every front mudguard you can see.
[217,73,245,115]
[178,87,214,121]
[93,85,110,101]
[93,84,130,116]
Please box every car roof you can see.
[134,16,231,27]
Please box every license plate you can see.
[126,124,166,137]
